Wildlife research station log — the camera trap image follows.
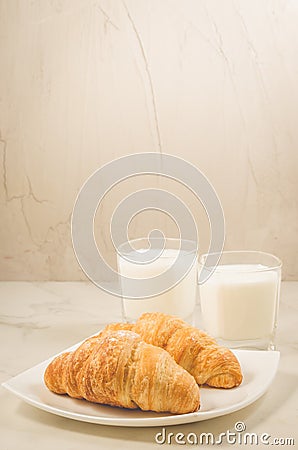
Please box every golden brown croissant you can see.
[44,330,200,414]
[105,312,243,389]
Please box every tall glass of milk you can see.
[117,238,198,324]
[199,251,282,350]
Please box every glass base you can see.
[122,311,196,326]
[215,337,276,351]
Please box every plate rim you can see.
[2,347,280,427]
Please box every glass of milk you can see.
[199,251,282,350]
[117,238,198,324]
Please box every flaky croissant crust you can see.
[105,312,243,389]
[44,330,200,415]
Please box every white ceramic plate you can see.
[2,342,279,427]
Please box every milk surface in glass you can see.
[118,248,197,323]
[199,263,280,349]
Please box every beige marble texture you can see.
[0,0,298,280]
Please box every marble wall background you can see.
[0,0,297,281]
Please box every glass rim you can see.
[199,250,282,273]
[117,237,198,258]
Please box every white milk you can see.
[118,249,197,322]
[199,264,278,341]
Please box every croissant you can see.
[44,329,200,414]
[105,312,243,389]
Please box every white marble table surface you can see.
[0,281,297,449]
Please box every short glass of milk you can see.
[117,238,198,324]
[199,251,282,350]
